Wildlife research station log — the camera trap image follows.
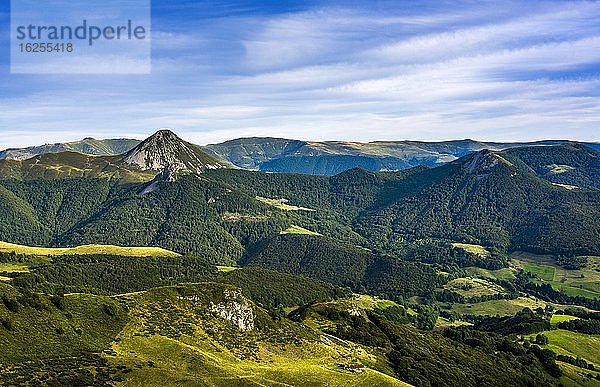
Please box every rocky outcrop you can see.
[209,289,255,331]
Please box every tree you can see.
[535,333,549,345]
[416,305,438,330]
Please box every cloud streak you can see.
[0,0,599,148]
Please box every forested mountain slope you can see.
[503,143,600,189]
[243,234,443,298]
[354,149,600,256]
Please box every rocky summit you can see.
[122,129,228,174]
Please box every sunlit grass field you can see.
[280,225,321,236]
[0,241,179,258]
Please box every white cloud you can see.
[365,2,600,65]
[1,1,600,147]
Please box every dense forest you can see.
[5,253,348,308]
[243,234,444,299]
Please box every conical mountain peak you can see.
[122,129,228,173]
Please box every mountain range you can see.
[1,129,599,260]
[1,129,599,386]
[0,137,140,161]
[3,131,599,175]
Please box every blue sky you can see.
[1,0,599,148]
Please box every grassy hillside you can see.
[558,362,600,387]
[256,196,315,211]
[109,283,407,386]
[0,281,407,386]
[550,314,579,326]
[444,277,506,298]
[513,252,600,299]
[450,296,555,316]
[0,152,156,183]
[527,329,600,368]
[280,225,321,236]
[452,243,491,257]
[0,241,179,258]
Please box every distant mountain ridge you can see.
[0,137,140,161]
[204,138,600,175]
[0,130,228,182]
[2,131,599,176]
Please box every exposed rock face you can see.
[138,180,160,195]
[160,164,177,182]
[122,129,227,174]
[464,149,513,174]
[210,289,255,331]
[138,164,177,195]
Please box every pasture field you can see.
[523,262,556,281]
[0,263,30,273]
[547,164,576,174]
[314,294,400,312]
[216,266,239,272]
[351,294,399,310]
[0,241,179,258]
[527,329,600,368]
[452,243,490,257]
[511,252,600,300]
[435,317,473,329]
[558,362,600,387]
[451,297,552,316]
[256,196,315,211]
[280,225,321,236]
[550,314,579,326]
[463,266,516,281]
[444,277,505,297]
